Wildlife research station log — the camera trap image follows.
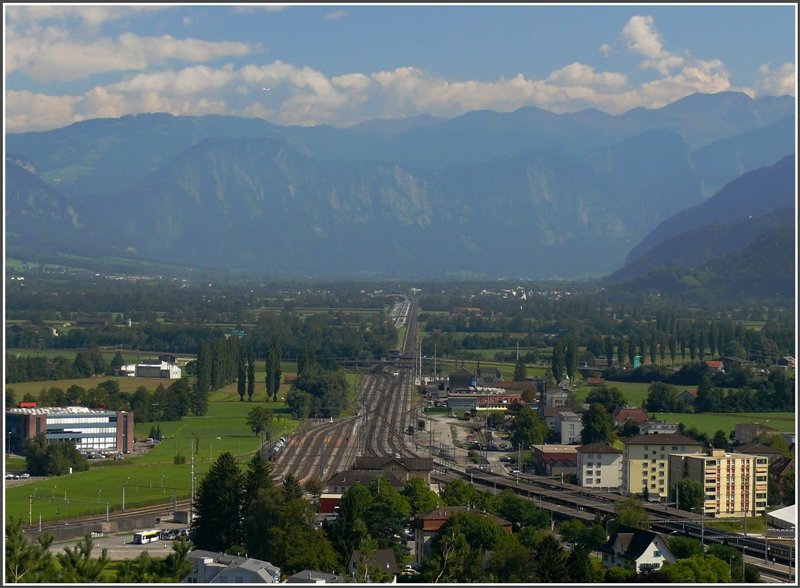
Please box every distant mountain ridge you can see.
[4,91,796,281]
[622,154,796,268]
[605,155,796,303]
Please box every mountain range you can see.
[605,155,796,304]
[4,91,796,281]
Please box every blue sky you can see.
[4,3,796,133]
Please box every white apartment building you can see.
[576,442,623,490]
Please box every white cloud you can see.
[325,10,347,21]
[4,53,752,133]
[622,15,666,60]
[6,30,254,81]
[546,63,628,90]
[5,5,167,28]
[758,63,796,97]
[0,10,775,134]
[621,15,685,76]
[6,90,84,131]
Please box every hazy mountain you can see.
[4,91,795,280]
[94,136,652,278]
[605,153,795,304]
[622,154,795,269]
[5,157,87,250]
[607,224,795,306]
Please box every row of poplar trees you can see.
[194,337,283,408]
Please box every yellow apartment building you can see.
[622,434,704,500]
[668,449,769,518]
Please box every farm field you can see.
[5,361,297,401]
[7,376,178,398]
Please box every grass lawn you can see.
[4,390,299,524]
[648,412,795,436]
[4,359,367,524]
[573,381,652,407]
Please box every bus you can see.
[133,529,161,544]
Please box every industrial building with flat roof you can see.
[6,406,134,454]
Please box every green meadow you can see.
[4,361,367,524]
[648,411,795,437]
[5,376,314,525]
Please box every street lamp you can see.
[122,477,130,511]
[605,517,617,537]
[690,507,705,546]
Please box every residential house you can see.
[540,387,571,412]
[348,549,398,583]
[675,389,697,407]
[557,411,583,444]
[285,570,344,583]
[769,456,795,496]
[622,434,704,500]
[704,360,725,373]
[183,550,281,583]
[600,526,676,573]
[413,506,512,565]
[721,356,756,371]
[668,449,769,518]
[541,406,569,432]
[777,356,796,370]
[613,407,649,428]
[576,442,623,491]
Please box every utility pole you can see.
[190,442,195,523]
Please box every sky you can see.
[4,3,797,133]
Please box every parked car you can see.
[19,473,30,479]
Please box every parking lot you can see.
[48,524,191,560]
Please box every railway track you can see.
[22,499,192,535]
[270,296,424,483]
